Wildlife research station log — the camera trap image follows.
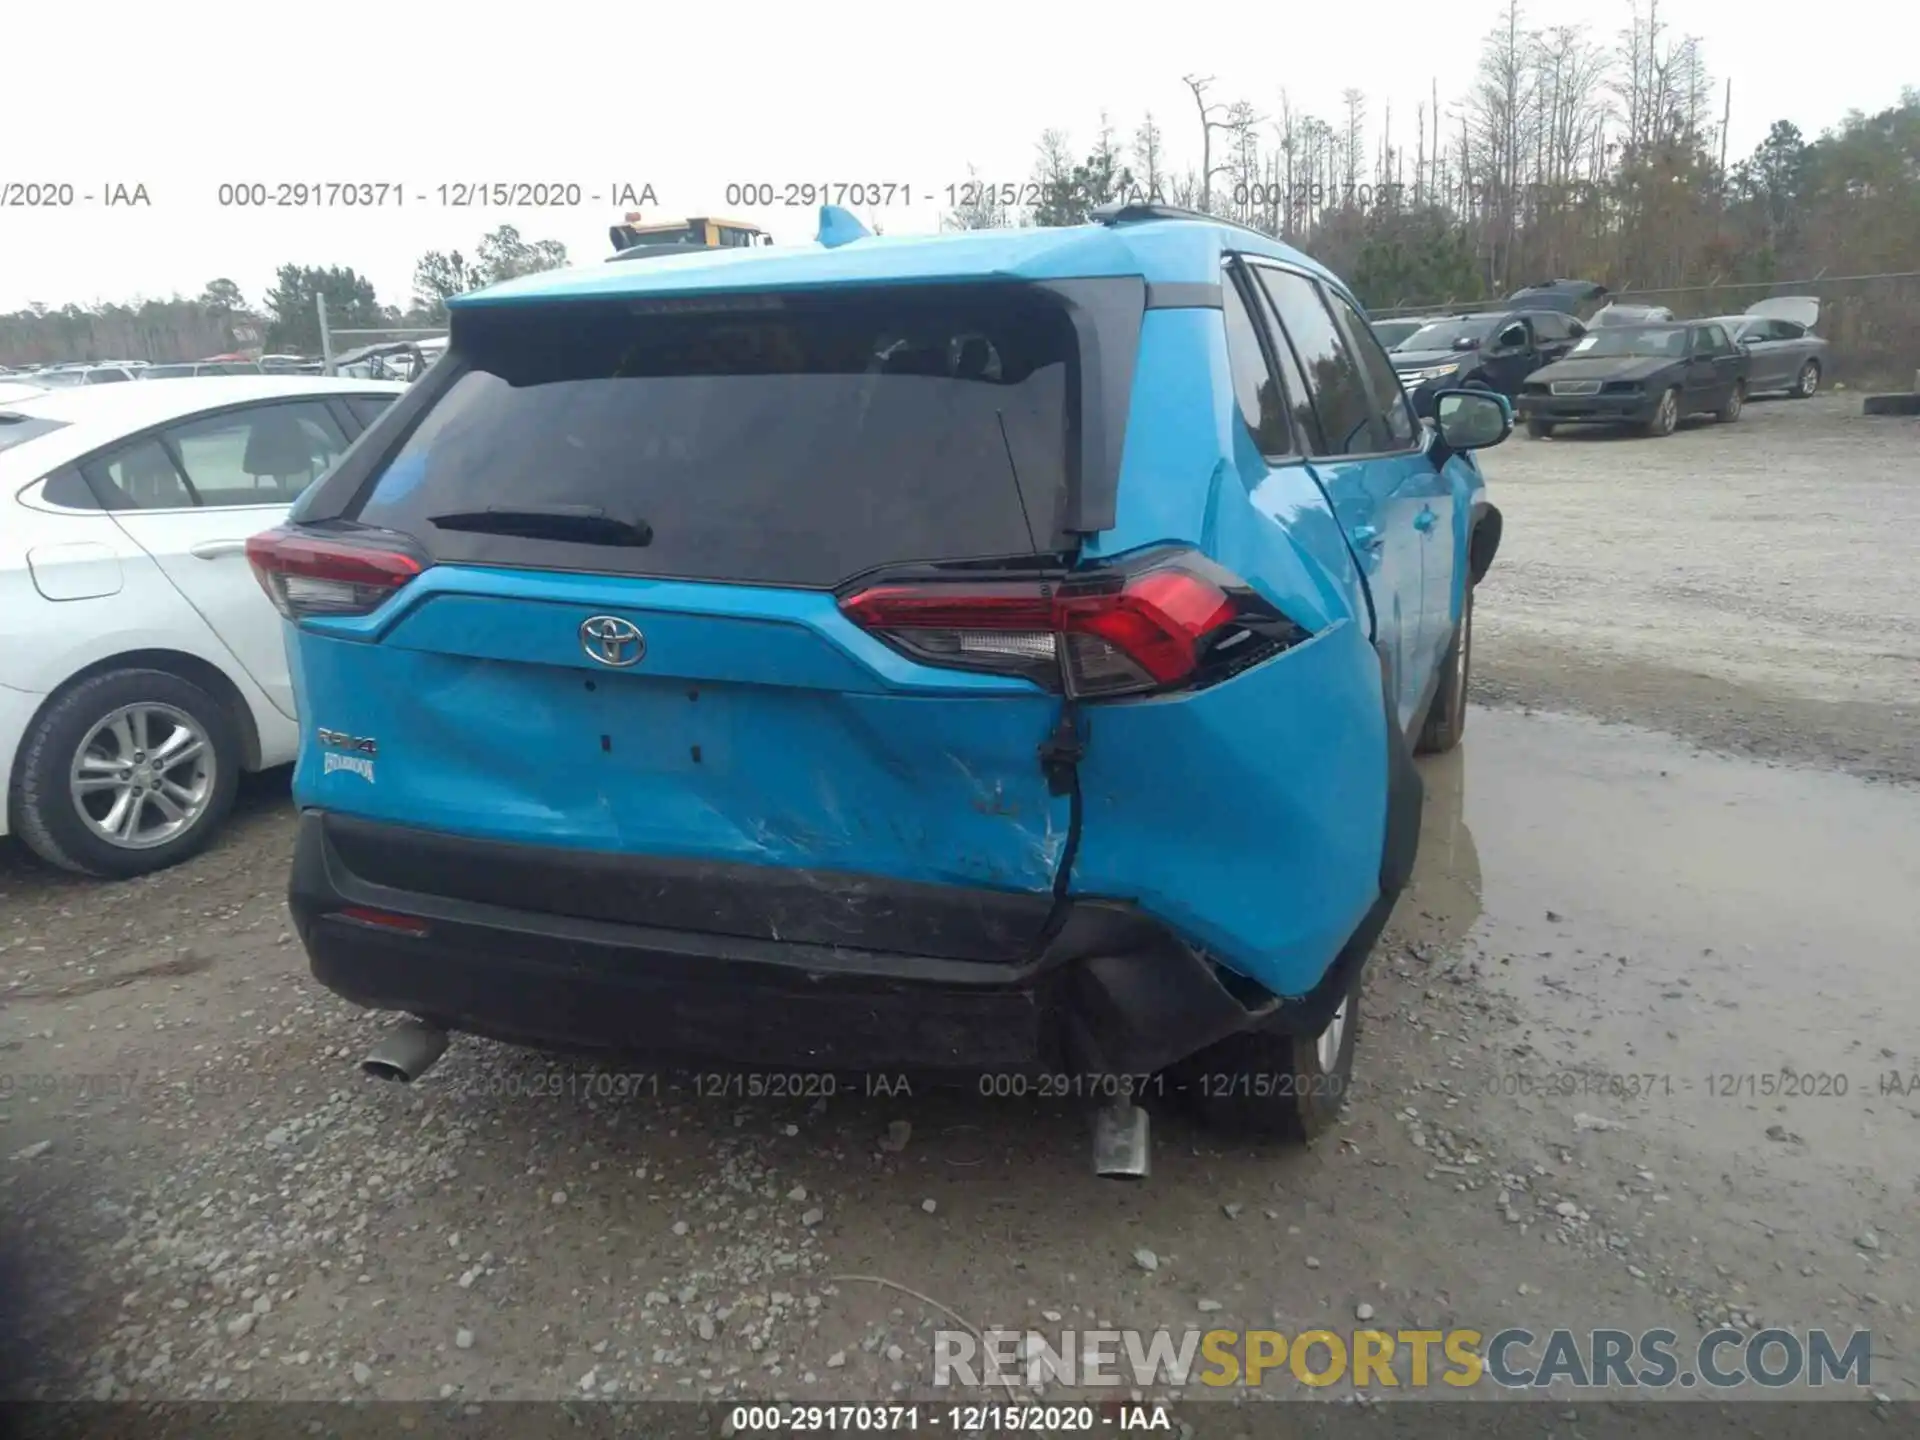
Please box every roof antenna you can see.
[816,205,871,249]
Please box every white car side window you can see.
[165,402,351,508]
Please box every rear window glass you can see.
[0,414,70,454]
[353,291,1075,587]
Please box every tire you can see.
[1791,360,1820,399]
[1716,380,1746,423]
[1415,583,1472,755]
[1180,961,1364,1141]
[1641,386,1680,437]
[1525,418,1555,438]
[11,669,240,879]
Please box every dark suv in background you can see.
[1390,307,1588,416]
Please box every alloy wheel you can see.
[68,703,216,850]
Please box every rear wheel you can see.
[1641,387,1680,437]
[11,669,240,879]
[1716,380,1746,423]
[1525,418,1555,438]
[1415,583,1472,755]
[1181,963,1363,1141]
[1792,360,1820,399]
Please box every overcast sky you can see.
[4,0,1912,316]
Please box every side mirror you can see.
[1434,389,1513,451]
[1497,325,1529,350]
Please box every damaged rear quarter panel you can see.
[1068,618,1387,998]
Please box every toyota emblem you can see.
[579,615,645,667]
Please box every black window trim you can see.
[1218,258,1303,462]
[57,396,357,514]
[1240,255,1428,463]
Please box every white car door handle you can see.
[188,539,250,559]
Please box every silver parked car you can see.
[1709,297,1826,398]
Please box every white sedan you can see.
[1,377,406,877]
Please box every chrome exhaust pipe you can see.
[361,1019,449,1083]
[1092,1099,1151,1180]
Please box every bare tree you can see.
[1341,89,1368,201]
[1182,75,1239,212]
[1132,112,1166,202]
[942,163,1009,230]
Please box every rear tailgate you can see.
[276,284,1117,959]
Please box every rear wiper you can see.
[426,504,653,547]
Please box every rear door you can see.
[288,287,1085,919]
[1245,260,1435,730]
[99,398,352,717]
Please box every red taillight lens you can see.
[246,528,426,620]
[840,550,1302,697]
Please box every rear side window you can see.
[1220,269,1292,454]
[346,394,397,428]
[83,437,195,509]
[1251,267,1380,456]
[354,290,1076,587]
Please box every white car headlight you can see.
[1400,363,1461,384]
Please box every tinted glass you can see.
[39,465,103,509]
[1221,269,1291,454]
[1252,267,1380,455]
[1327,292,1418,449]
[166,401,351,506]
[144,364,197,379]
[0,414,71,455]
[354,290,1076,587]
[347,394,398,428]
[84,437,194,508]
[1531,312,1573,342]
[84,369,130,384]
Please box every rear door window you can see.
[1250,266,1382,456]
[165,401,352,506]
[353,290,1077,587]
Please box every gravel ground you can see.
[0,396,1914,1418]
[1473,392,1920,784]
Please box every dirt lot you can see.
[1,395,1915,1419]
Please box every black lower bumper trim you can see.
[291,811,1284,1076]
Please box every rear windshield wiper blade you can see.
[426,505,653,546]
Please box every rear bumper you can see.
[290,810,1361,1076]
[1516,393,1652,423]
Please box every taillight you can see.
[839,549,1307,698]
[246,528,427,620]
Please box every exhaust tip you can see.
[360,1019,449,1085]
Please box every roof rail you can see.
[1089,200,1282,245]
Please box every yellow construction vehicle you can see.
[607,213,772,260]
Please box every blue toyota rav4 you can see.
[251,204,1507,1147]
